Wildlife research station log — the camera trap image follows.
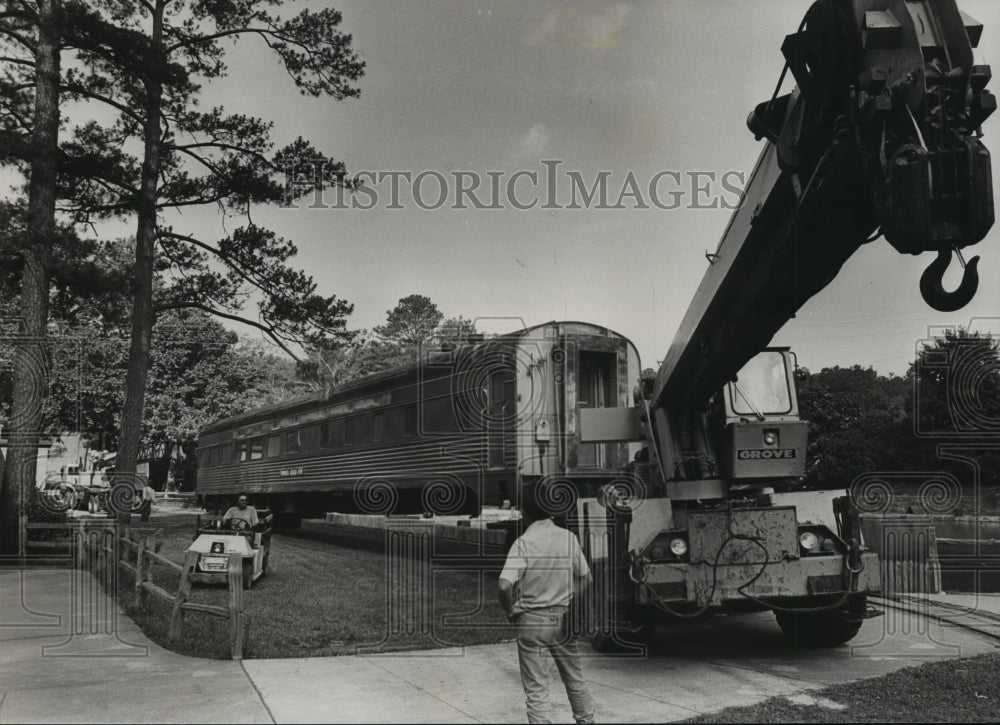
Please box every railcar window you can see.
[236,442,248,462]
[387,409,402,440]
[266,435,280,458]
[331,419,344,448]
[344,418,355,446]
[285,430,302,454]
[319,423,330,448]
[250,439,264,460]
[300,426,319,450]
[221,443,233,463]
[425,398,455,431]
[357,414,373,444]
[373,412,385,442]
[404,406,417,436]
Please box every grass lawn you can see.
[680,651,1000,722]
[115,507,513,659]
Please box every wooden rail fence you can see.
[73,524,248,659]
[860,515,942,596]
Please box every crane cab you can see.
[714,348,808,481]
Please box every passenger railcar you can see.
[197,321,640,526]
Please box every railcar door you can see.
[487,368,516,469]
[575,351,616,468]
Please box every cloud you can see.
[508,122,553,166]
[526,2,629,50]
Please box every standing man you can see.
[498,482,595,724]
[139,481,155,522]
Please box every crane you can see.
[578,0,994,650]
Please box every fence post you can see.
[227,552,245,660]
[120,526,131,564]
[169,550,198,642]
[75,523,86,571]
[134,536,149,609]
[96,529,106,581]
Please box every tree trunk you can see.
[148,440,172,491]
[0,0,61,555]
[115,3,164,484]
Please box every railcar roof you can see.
[199,321,628,435]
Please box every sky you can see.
[8,0,1000,377]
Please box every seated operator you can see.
[223,495,259,529]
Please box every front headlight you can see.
[669,537,689,556]
[799,531,820,552]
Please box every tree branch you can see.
[165,26,313,56]
[60,82,145,125]
[157,193,230,210]
[151,301,301,361]
[157,230,279,300]
[171,144,230,182]
[72,173,138,199]
[0,55,35,67]
[0,27,36,51]
[172,141,274,169]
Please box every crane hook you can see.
[919,248,981,312]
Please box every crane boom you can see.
[652,0,994,413]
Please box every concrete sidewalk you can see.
[3,567,999,724]
[0,569,271,724]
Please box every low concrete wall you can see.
[324,512,387,530]
[927,515,1000,540]
[861,516,942,596]
[323,512,507,546]
[928,517,1000,594]
[861,515,1000,595]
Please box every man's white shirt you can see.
[499,518,590,610]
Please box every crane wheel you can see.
[588,598,656,653]
[588,617,656,653]
[774,594,867,647]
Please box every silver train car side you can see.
[197,322,640,527]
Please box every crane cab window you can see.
[728,352,793,416]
